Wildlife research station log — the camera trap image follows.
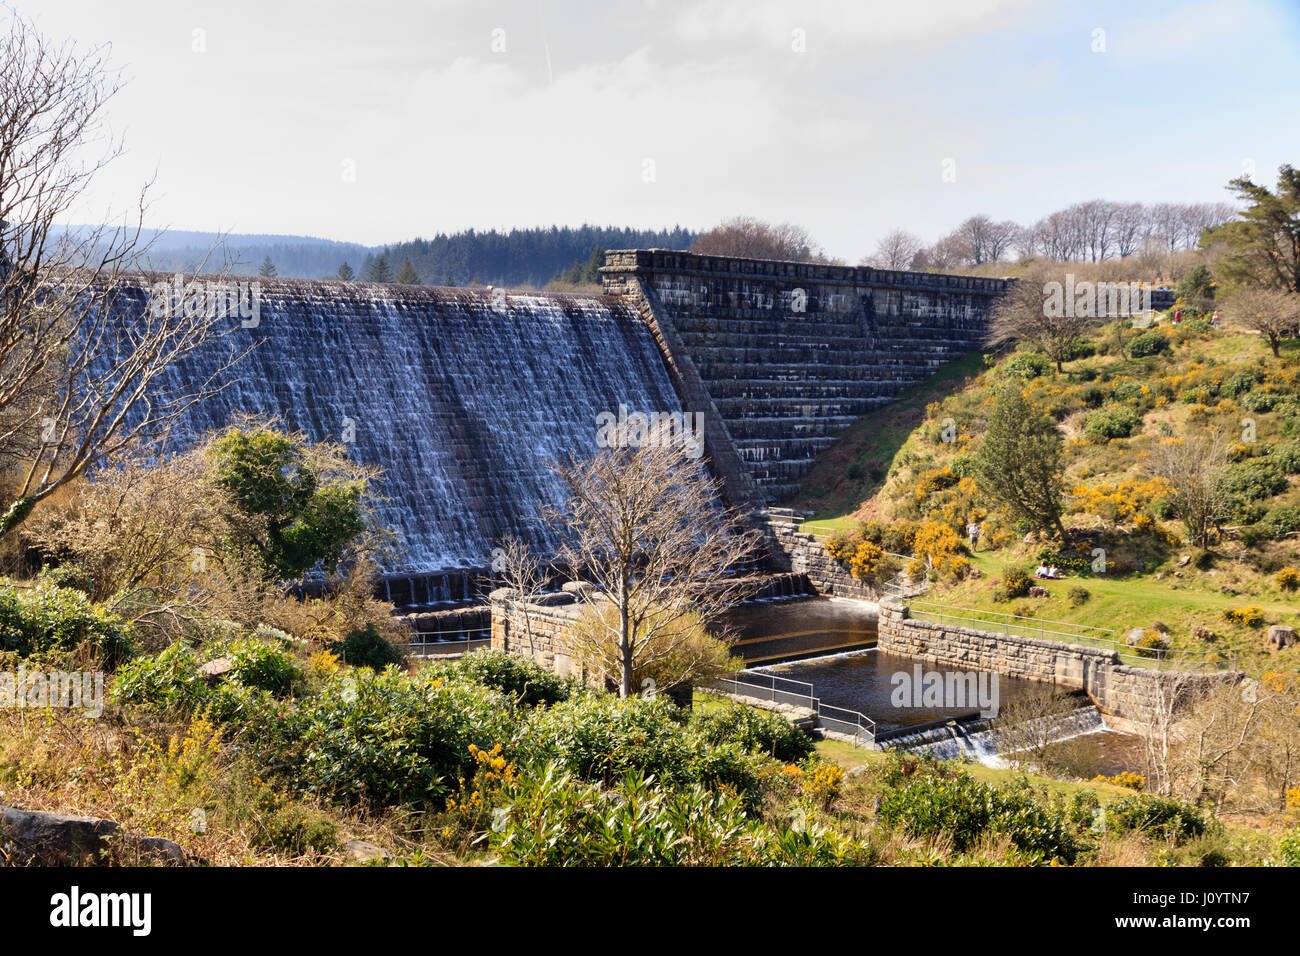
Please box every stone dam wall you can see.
[602,250,1009,502]
[877,601,1240,730]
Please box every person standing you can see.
[966,519,981,553]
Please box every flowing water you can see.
[94,279,686,575]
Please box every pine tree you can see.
[336,261,355,282]
[395,258,420,284]
[366,254,393,283]
[258,256,278,278]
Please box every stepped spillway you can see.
[92,277,687,576]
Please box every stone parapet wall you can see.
[762,511,882,601]
[877,601,1240,730]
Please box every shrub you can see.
[1222,369,1260,398]
[332,622,405,670]
[876,770,1083,864]
[1275,568,1300,592]
[693,702,815,763]
[1084,405,1142,443]
[1222,606,1266,628]
[1262,505,1300,539]
[287,669,515,809]
[0,580,134,667]
[1092,771,1145,791]
[1104,794,1209,843]
[1275,441,1300,475]
[999,567,1033,601]
[224,639,302,697]
[1224,459,1287,502]
[1004,350,1053,380]
[113,642,208,714]
[1067,586,1090,607]
[1128,330,1170,358]
[1240,391,1282,413]
[487,765,858,866]
[1279,830,1300,867]
[441,649,572,707]
[521,694,762,805]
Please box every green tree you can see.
[394,258,420,284]
[973,384,1068,541]
[1209,164,1300,294]
[206,423,371,580]
[258,255,278,278]
[336,261,355,281]
[366,254,393,283]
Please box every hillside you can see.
[792,311,1300,675]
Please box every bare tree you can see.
[0,9,246,537]
[548,441,761,697]
[1145,431,1232,548]
[862,229,923,270]
[1223,287,1300,357]
[493,533,547,659]
[690,216,824,262]
[985,265,1102,373]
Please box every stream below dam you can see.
[721,597,1143,774]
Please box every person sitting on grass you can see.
[1035,563,1050,579]
[1047,564,1062,579]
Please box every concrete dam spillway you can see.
[95,251,1009,590]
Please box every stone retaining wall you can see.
[763,511,882,601]
[877,601,1240,730]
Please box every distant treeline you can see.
[121,224,696,288]
[364,224,697,288]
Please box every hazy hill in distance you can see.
[67,224,699,287]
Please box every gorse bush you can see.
[693,701,815,763]
[0,580,133,667]
[439,649,573,707]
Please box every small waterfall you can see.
[881,703,1105,767]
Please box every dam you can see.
[93,251,1008,594]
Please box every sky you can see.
[16,0,1300,261]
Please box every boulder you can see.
[343,839,392,863]
[199,656,233,686]
[1176,554,1191,568]
[1267,625,1296,650]
[0,806,188,866]
[1125,627,1146,646]
[1028,586,1051,598]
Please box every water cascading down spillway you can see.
[93,277,690,582]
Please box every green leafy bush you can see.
[693,701,815,763]
[1128,330,1170,358]
[1004,350,1053,380]
[1224,459,1287,502]
[1240,391,1282,413]
[1067,585,1091,607]
[0,581,133,667]
[1274,441,1300,475]
[488,765,859,866]
[114,642,208,714]
[1084,404,1142,443]
[1262,505,1300,539]
[441,649,573,707]
[286,669,515,809]
[332,622,405,670]
[224,639,302,697]
[876,767,1083,864]
[1279,829,1300,866]
[1103,794,1209,843]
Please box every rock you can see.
[1154,572,1165,580]
[1125,627,1146,646]
[1028,586,1051,598]
[199,656,233,685]
[0,806,188,866]
[1173,571,1184,578]
[1023,533,1036,544]
[1267,625,1296,650]
[968,568,983,579]
[1192,625,1217,643]
[343,839,392,863]
[1219,586,1238,596]
[1176,554,1191,568]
